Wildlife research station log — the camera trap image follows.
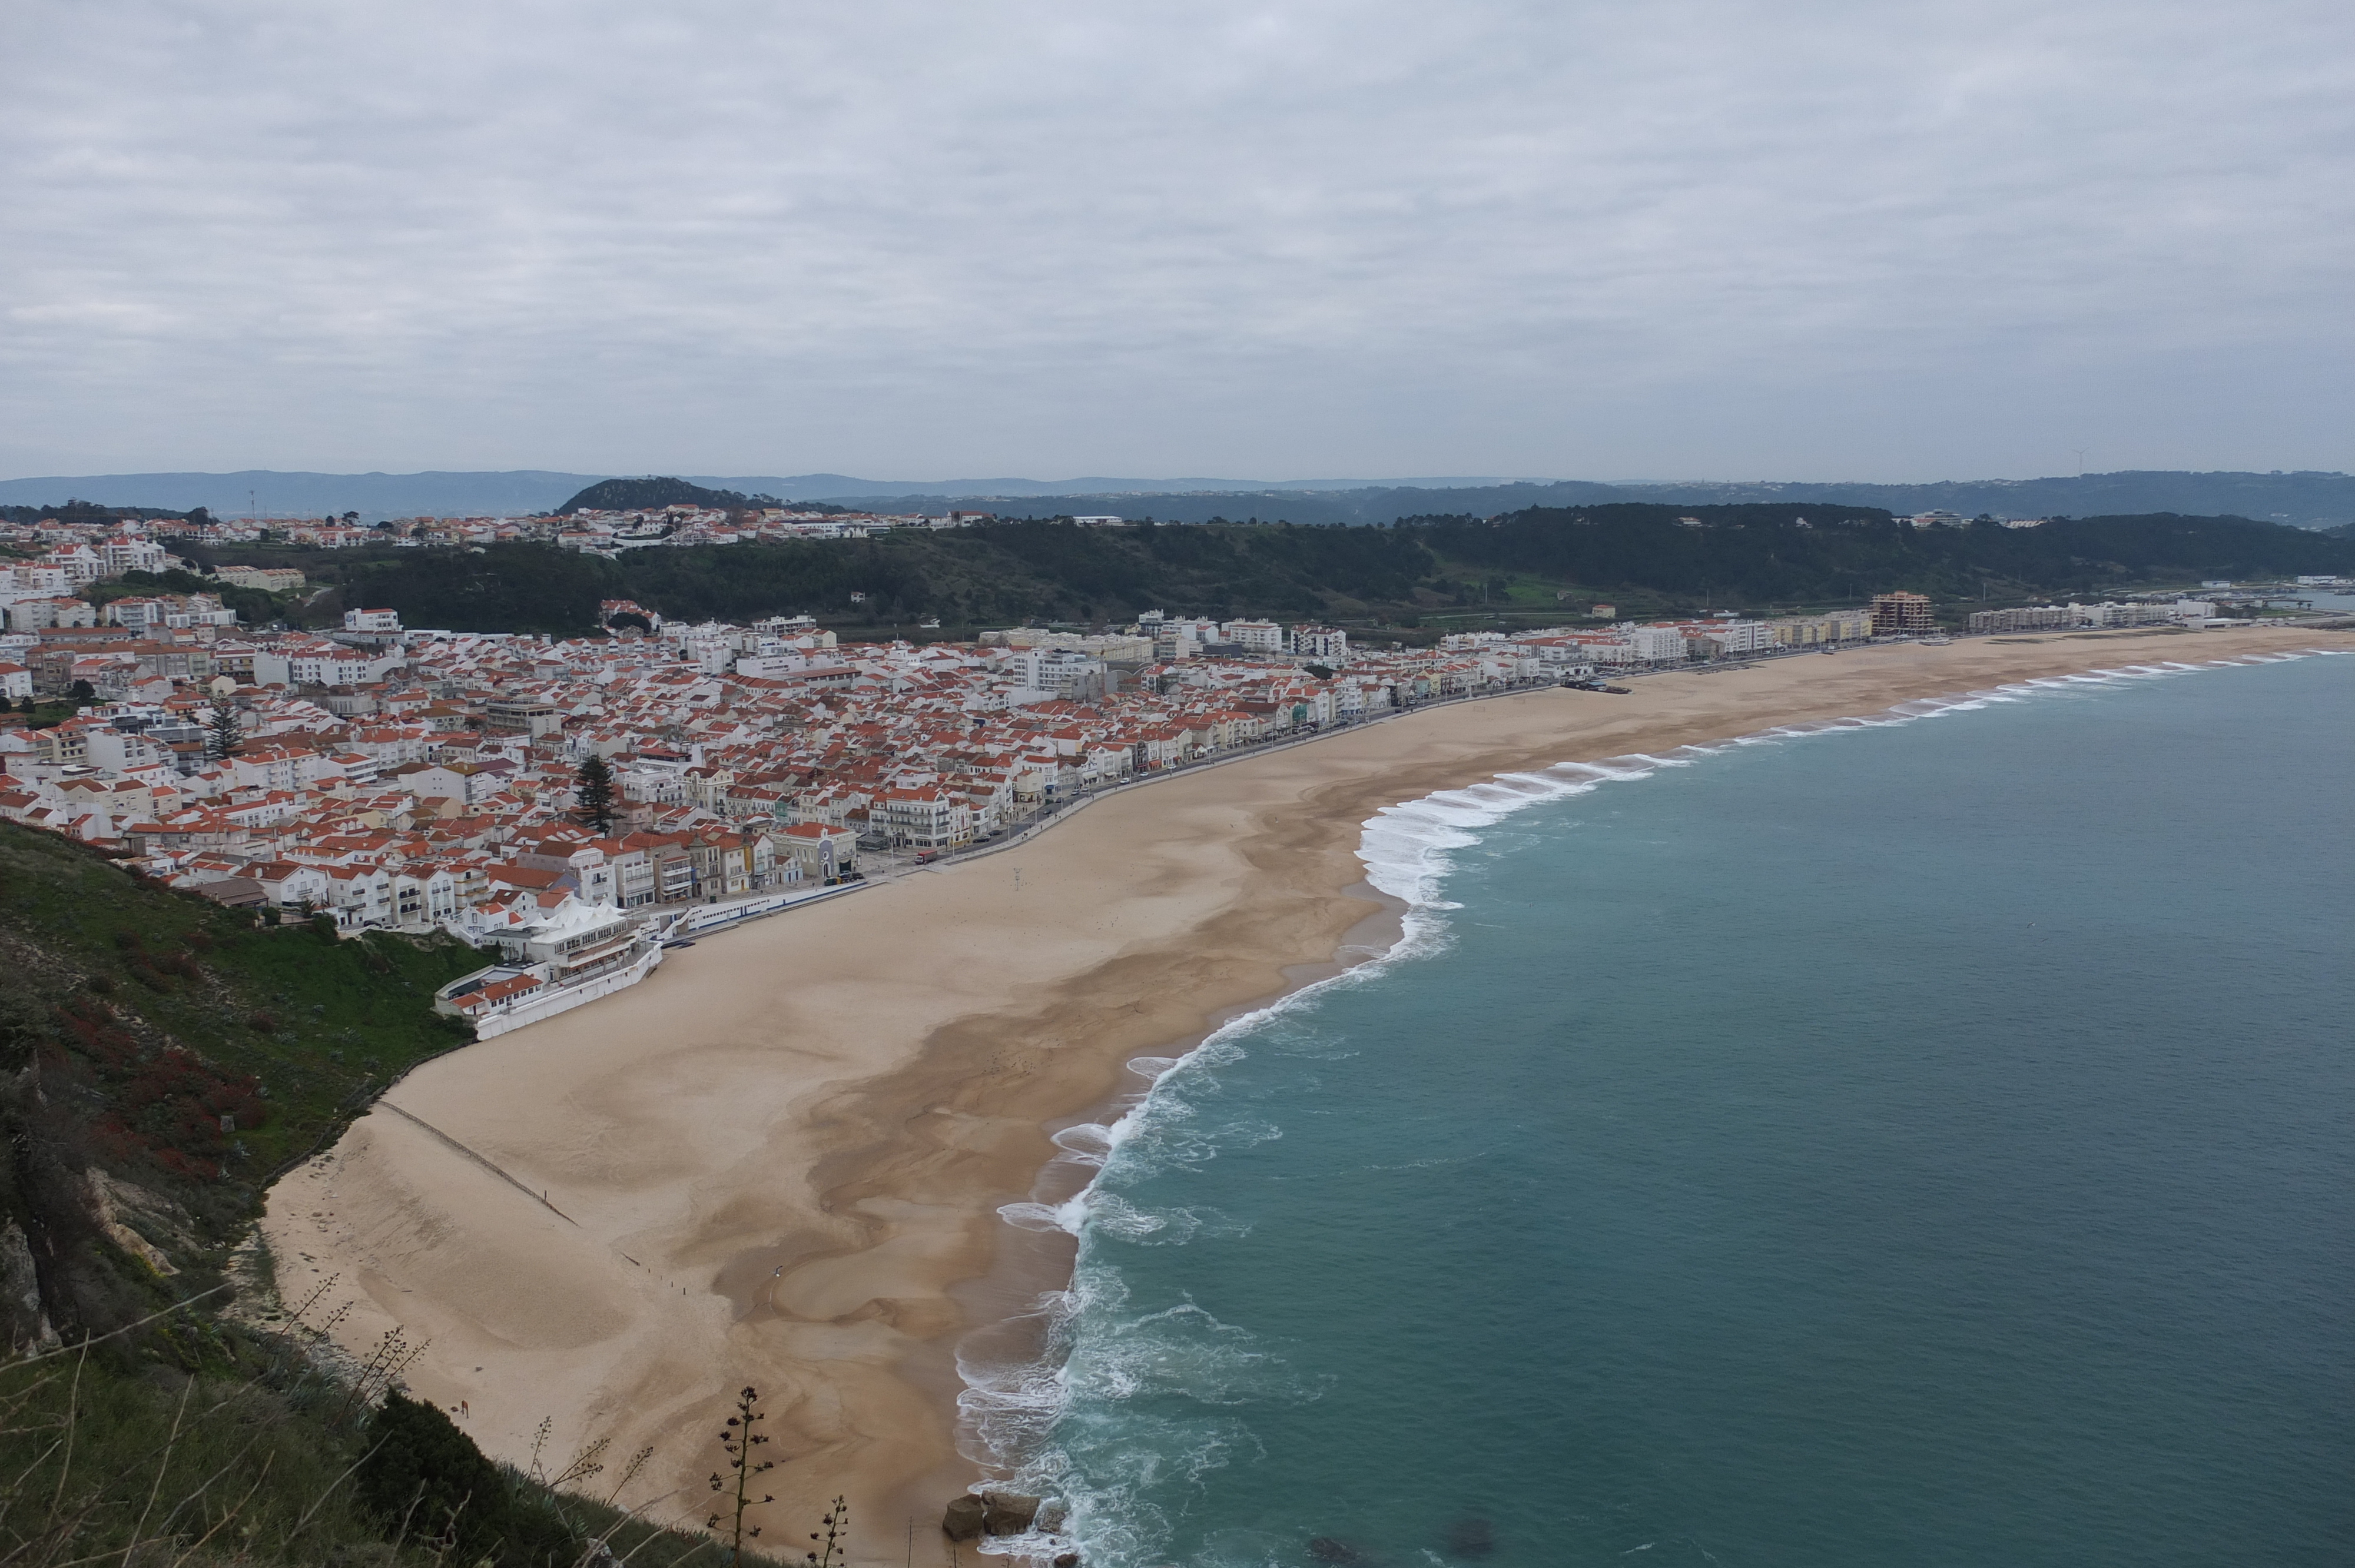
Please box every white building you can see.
[1291,626,1350,661]
[734,651,812,678]
[80,727,169,776]
[98,537,170,576]
[44,546,105,585]
[1693,619,1770,656]
[1626,626,1690,662]
[1220,620,1286,654]
[105,598,171,631]
[7,597,97,633]
[1008,647,1106,697]
[251,643,406,687]
[875,786,973,851]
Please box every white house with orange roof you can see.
[873,786,971,852]
[770,820,857,882]
[318,862,395,928]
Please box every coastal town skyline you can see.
[2,498,2329,1037]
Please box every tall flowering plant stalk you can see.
[706,1386,775,1567]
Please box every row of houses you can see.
[1966,600,2217,634]
[1,579,1965,958]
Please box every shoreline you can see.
[940,882,1409,1503]
[258,626,2352,1564]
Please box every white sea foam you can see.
[960,647,2344,1563]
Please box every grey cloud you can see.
[2,0,2349,481]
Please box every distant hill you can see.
[0,499,205,525]
[1613,471,2355,531]
[728,473,1534,498]
[913,473,2355,532]
[0,469,607,520]
[869,480,1635,527]
[0,468,1505,519]
[554,475,781,514]
[6,468,2350,529]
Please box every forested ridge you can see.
[326,517,1442,632]
[225,507,2354,634]
[1408,507,2355,607]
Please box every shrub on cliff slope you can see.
[0,822,735,1568]
[358,1391,580,1566]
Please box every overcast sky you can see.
[4,0,2350,484]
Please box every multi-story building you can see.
[1219,620,1286,655]
[1870,592,1936,633]
[1008,647,1106,699]
[7,597,97,633]
[98,536,170,576]
[1966,601,2207,633]
[485,699,562,738]
[1767,611,1874,646]
[1690,620,1771,656]
[684,825,775,899]
[215,566,308,592]
[1625,626,1690,662]
[874,786,973,851]
[1291,626,1350,662]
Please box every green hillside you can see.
[0,823,487,1309]
[1410,507,2355,608]
[306,508,2355,636]
[0,824,738,1567]
[554,476,784,514]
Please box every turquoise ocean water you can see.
[964,648,2354,1567]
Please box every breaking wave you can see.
[952,649,2346,1565]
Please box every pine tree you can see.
[573,754,616,835]
[206,695,243,759]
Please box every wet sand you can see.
[260,625,2347,1563]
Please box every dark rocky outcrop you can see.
[941,1495,987,1541]
[983,1492,1043,1535]
[943,1489,1050,1540]
[0,1218,56,1353]
[1308,1539,1367,1564]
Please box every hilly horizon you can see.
[4,467,2352,530]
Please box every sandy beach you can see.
[260,624,2349,1562]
